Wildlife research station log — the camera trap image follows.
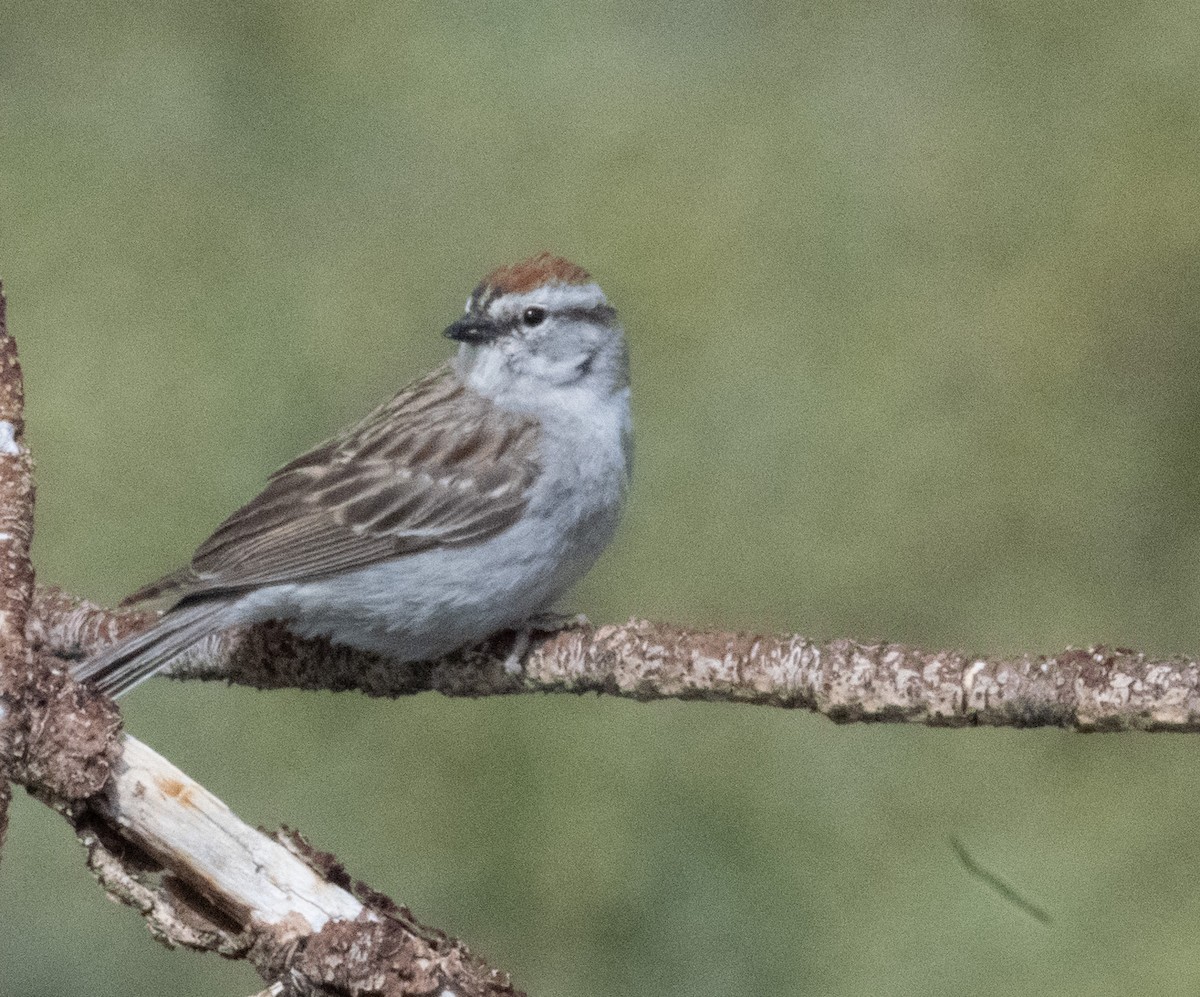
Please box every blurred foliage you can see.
[3,1,1200,994]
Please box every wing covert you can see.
[137,366,540,600]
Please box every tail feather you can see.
[72,600,228,698]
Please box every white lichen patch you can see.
[772,639,809,694]
[1144,663,1180,688]
[920,657,944,683]
[0,421,18,456]
[961,659,987,697]
[849,651,875,684]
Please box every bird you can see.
[73,253,632,697]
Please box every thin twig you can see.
[950,837,1053,925]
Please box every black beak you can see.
[443,315,503,344]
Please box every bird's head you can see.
[445,253,628,409]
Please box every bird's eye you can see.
[522,306,547,327]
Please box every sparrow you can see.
[74,253,632,696]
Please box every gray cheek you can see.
[500,335,527,366]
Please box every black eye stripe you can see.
[551,304,618,325]
[470,302,618,332]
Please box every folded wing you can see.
[127,365,540,603]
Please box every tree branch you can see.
[29,587,1200,732]
[69,732,520,996]
[8,268,1200,996]
[0,279,36,857]
[0,290,522,996]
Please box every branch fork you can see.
[5,279,1200,995]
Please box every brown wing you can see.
[126,365,540,603]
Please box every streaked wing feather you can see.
[161,365,539,596]
[121,566,199,606]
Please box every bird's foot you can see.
[502,613,591,675]
[526,611,591,634]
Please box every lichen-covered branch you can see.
[0,292,520,996]
[5,275,1200,997]
[0,280,36,856]
[69,733,520,996]
[30,586,1200,733]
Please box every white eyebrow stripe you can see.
[490,283,608,315]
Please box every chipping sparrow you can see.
[74,253,632,696]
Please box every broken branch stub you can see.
[68,733,523,995]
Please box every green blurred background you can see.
[3,1,1200,994]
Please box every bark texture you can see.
[0,290,520,996]
[6,269,1200,994]
[71,734,521,996]
[31,588,1200,732]
[0,280,35,854]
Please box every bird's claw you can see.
[502,613,591,674]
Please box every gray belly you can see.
[230,485,624,661]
